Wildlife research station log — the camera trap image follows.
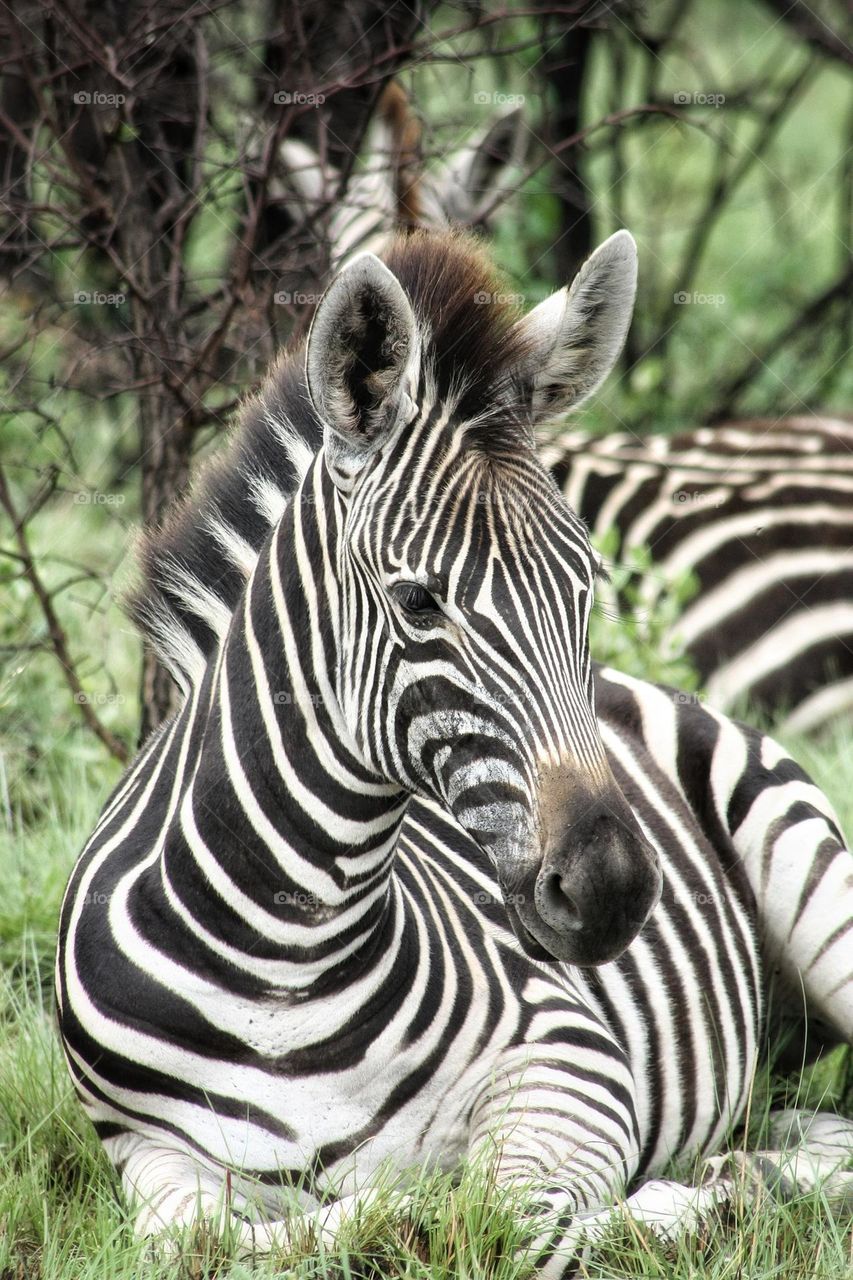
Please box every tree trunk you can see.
[540,19,594,281]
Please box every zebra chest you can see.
[205,962,517,1183]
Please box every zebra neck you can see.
[171,461,413,991]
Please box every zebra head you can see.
[305,230,661,966]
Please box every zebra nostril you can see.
[540,871,583,932]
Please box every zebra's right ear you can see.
[421,109,528,227]
[306,253,419,487]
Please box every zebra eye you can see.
[392,581,440,617]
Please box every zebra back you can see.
[543,414,853,730]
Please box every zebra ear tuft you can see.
[306,253,419,484]
[512,230,638,419]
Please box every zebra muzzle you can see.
[511,786,662,966]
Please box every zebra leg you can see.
[498,1106,853,1278]
[115,1136,231,1241]
[567,1109,853,1261]
[464,1034,652,1277]
[700,1108,853,1212]
[115,1133,379,1259]
[115,1135,285,1252]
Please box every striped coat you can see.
[57,231,853,1276]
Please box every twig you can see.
[0,464,129,764]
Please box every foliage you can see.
[588,529,702,690]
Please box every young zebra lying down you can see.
[56,230,853,1275]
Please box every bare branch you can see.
[0,464,130,764]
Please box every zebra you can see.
[540,416,853,734]
[56,229,853,1276]
[276,81,528,271]
[290,91,853,735]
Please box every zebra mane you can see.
[127,230,528,697]
[126,351,322,693]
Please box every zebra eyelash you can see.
[593,558,612,585]
[391,580,443,618]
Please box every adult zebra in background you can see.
[292,89,853,734]
[542,416,853,733]
[57,230,853,1277]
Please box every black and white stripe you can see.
[56,232,853,1276]
[543,415,853,732]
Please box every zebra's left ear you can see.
[511,230,638,419]
[306,253,419,487]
